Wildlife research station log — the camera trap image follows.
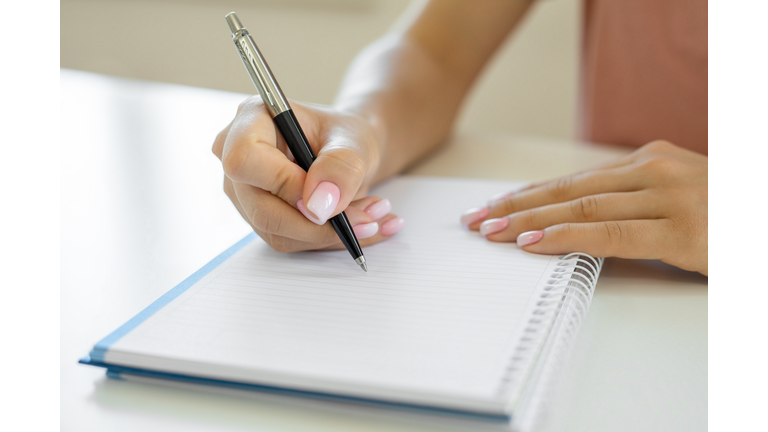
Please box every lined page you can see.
[109,177,559,409]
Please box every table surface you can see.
[61,69,707,432]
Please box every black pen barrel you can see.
[273,110,315,171]
[329,213,364,258]
[273,110,364,261]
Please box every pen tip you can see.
[355,256,368,272]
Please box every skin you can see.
[213,0,708,275]
[469,140,708,275]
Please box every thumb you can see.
[302,142,369,225]
[300,117,377,225]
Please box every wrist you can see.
[334,103,392,184]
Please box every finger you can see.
[261,211,402,254]
[312,197,401,251]
[484,154,640,206]
[234,181,344,245]
[223,175,249,222]
[253,198,401,253]
[301,114,378,225]
[347,197,399,243]
[350,197,393,221]
[235,181,396,243]
[466,166,646,230]
[212,119,234,160]
[516,219,672,261]
[318,214,405,251]
[481,191,663,241]
[222,97,307,207]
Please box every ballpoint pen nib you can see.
[355,256,368,272]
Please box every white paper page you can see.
[107,177,560,412]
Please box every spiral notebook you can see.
[80,176,603,428]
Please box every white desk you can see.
[61,69,707,432]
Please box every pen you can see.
[225,12,368,272]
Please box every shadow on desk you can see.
[597,258,708,295]
[87,375,511,432]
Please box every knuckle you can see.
[493,196,519,216]
[271,165,293,199]
[639,155,675,175]
[323,148,367,180]
[213,129,227,155]
[256,207,287,236]
[505,212,523,233]
[644,140,673,153]
[237,95,265,113]
[521,208,539,229]
[547,176,574,200]
[222,178,235,199]
[556,222,576,237]
[572,195,599,221]
[601,221,624,252]
[248,202,271,233]
[319,226,341,246]
[221,142,250,180]
[269,236,293,253]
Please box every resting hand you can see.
[213,96,404,253]
[460,141,708,275]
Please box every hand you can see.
[460,141,708,275]
[213,96,405,253]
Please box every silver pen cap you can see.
[226,12,290,117]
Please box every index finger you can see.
[222,98,307,207]
[467,167,644,230]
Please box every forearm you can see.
[334,35,466,182]
[334,0,533,184]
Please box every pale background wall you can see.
[61,0,580,139]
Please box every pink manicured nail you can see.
[460,207,489,227]
[353,222,378,239]
[479,218,509,236]
[296,199,322,225]
[306,181,340,225]
[487,191,514,205]
[517,230,544,246]
[364,199,391,221]
[380,217,406,236]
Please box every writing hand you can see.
[213,96,404,252]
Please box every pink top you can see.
[579,0,708,155]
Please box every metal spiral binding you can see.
[496,253,603,430]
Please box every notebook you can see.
[80,176,603,428]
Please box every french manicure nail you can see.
[487,191,514,205]
[517,230,544,246]
[365,199,391,221]
[381,217,406,236]
[460,207,489,227]
[353,222,378,239]
[479,218,509,236]
[306,181,340,225]
[296,199,323,225]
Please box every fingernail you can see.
[460,207,489,227]
[365,199,391,221]
[479,218,509,236]
[381,217,406,236]
[517,230,545,246]
[353,222,378,239]
[306,181,340,225]
[487,191,514,205]
[296,199,323,225]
